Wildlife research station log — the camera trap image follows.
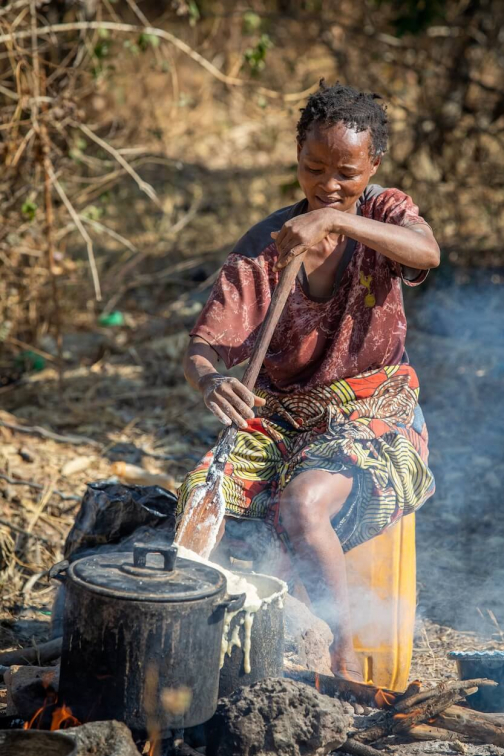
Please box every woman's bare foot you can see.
[330,644,364,682]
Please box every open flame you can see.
[146,737,161,756]
[23,688,80,731]
[374,687,396,708]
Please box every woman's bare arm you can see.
[183,336,265,428]
[272,207,440,271]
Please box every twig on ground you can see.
[26,478,56,533]
[0,637,62,667]
[0,474,82,502]
[0,517,57,546]
[79,215,138,253]
[4,336,57,363]
[0,418,101,448]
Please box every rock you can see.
[18,446,35,462]
[4,664,59,719]
[57,720,139,756]
[206,677,350,756]
[284,594,333,676]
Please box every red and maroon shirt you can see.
[191,185,430,395]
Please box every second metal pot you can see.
[219,572,287,698]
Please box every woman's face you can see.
[297,121,381,213]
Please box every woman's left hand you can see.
[271,208,341,271]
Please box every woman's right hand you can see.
[198,373,266,429]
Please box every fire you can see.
[374,687,396,708]
[394,708,422,721]
[146,738,160,756]
[51,703,80,730]
[23,690,80,731]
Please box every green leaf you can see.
[98,27,110,39]
[124,39,140,55]
[138,32,160,51]
[82,204,103,221]
[93,40,109,59]
[243,11,262,34]
[188,0,200,25]
[21,200,37,220]
[243,34,273,75]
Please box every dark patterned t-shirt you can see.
[191,185,430,394]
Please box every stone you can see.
[57,720,139,756]
[4,664,59,719]
[206,677,350,756]
[283,594,333,676]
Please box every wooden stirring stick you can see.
[176,252,307,557]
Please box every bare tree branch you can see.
[47,163,102,301]
[77,121,161,207]
[0,20,319,101]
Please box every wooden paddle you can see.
[176,252,307,556]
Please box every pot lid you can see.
[68,543,226,602]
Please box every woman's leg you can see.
[279,469,363,680]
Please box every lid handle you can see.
[133,543,177,571]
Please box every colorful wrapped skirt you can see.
[177,364,435,556]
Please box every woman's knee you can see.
[280,471,352,537]
[280,479,326,537]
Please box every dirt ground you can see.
[1,165,504,704]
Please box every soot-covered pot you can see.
[51,542,244,736]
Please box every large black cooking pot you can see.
[0,730,77,756]
[51,543,244,736]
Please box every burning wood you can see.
[344,676,502,753]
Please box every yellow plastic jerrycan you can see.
[345,513,416,692]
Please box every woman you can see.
[178,82,438,681]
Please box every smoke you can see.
[405,267,504,636]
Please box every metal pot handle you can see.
[219,592,246,612]
[49,560,69,583]
[133,543,177,571]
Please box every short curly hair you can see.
[297,81,389,158]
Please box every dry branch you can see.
[283,661,393,707]
[351,679,497,746]
[47,163,102,301]
[0,21,318,101]
[394,678,498,712]
[433,705,504,748]
[0,638,62,667]
[0,419,101,447]
[76,122,160,207]
[0,516,58,545]
[408,723,468,742]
